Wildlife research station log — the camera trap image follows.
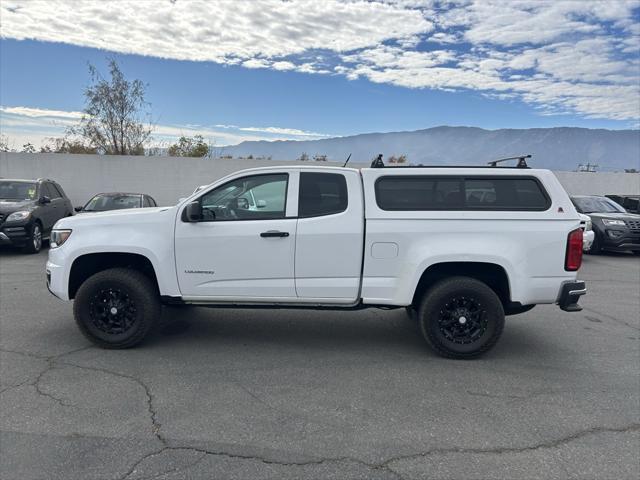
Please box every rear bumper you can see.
[557,281,586,312]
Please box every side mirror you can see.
[257,200,267,208]
[39,196,51,204]
[183,201,203,222]
[74,206,83,212]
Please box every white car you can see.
[579,213,595,252]
[47,164,586,359]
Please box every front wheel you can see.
[73,268,160,349]
[418,277,505,359]
[22,222,43,254]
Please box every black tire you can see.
[22,222,43,254]
[73,268,160,349]
[405,305,418,322]
[588,233,602,255]
[418,277,505,359]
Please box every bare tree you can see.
[0,135,11,152]
[40,137,97,154]
[71,58,152,155]
[21,142,36,153]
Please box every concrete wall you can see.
[0,152,340,206]
[1,152,638,206]
[553,171,640,196]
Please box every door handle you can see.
[260,231,289,238]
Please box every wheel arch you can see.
[411,261,512,308]
[68,252,159,300]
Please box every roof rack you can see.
[368,154,533,169]
[487,154,531,168]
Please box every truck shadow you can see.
[149,306,555,360]
[152,306,429,354]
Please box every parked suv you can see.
[0,178,73,253]
[47,164,586,358]
[572,195,640,254]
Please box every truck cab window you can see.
[200,173,288,221]
[298,172,348,218]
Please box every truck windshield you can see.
[572,197,626,214]
[0,181,37,200]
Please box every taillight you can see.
[565,228,583,271]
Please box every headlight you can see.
[602,219,626,227]
[50,229,72,248]
[6,211,31,222]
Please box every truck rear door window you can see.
[298,172,348,217]
[375,176,550,211]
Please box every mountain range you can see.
[220,126,640,171]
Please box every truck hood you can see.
[55,206,175,228]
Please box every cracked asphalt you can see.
[1,247,639,480]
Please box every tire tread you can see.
[418,276,505,359]
[73,268,159,349]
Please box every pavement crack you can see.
[119,445,403,480]
[377,423,640,468]
[0,346,92,406]
[59,361,166,445]
[31,360,75,407]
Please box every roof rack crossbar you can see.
[488,154,531,168]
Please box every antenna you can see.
[342,153,352,168]
[488,154,531,168]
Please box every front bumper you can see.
[0,225,29,246]
[557,281,586,312]
[601,229,640,252]
[46,259,68,300]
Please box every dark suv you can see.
[0,178,74,253]
[571,195,640,255]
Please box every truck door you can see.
[175,172,297,299]
[294,170,364,301]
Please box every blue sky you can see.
[1,0,639,149]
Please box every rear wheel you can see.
[418,277,505,359]
[22,222,42,254]
[73,268,160,349]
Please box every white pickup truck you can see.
[47,164,586,358]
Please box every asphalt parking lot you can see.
[1,248,638,480]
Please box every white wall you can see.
[0,152,340,206]
[553,171,640,196]
[1,152,638,206]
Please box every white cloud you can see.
[1,0,638,122]
[238,126,332,137]
[0,105,334,147]
[0,106,83,119]
[0,0,432,60]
